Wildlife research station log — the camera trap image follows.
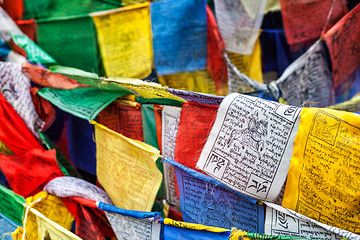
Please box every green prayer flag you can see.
[37,16,100,73]
[141,104,165,199]
[38,87,126,120]
[141,104,160,150]
[11,34,55,64]
[0,185,25,225]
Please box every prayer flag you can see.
[37,16,99,73]
[0,93,43,154]
[0,149,63,197]
[38,87,125,121]
[282,108,360,233]
[197,93,301,201]
[167,158,264,232]
[94,122,162,211]
[175,102,218,170]
[214,0,266,54]
[323,3,360,89]
[281,0,347,51]
[151,0,207,75]
[91,3,152,78]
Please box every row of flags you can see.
[0,58,359,239]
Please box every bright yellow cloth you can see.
[92,2,152,79]
[282,108,360,233]
[94,121,162,211]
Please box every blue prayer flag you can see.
[151,0,207,75]
[66,115,97,175]
[164,158,264,233]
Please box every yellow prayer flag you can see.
[91,2,152,78]
[227,37,263,83]
[94,121,162,211]
[26,192,74,229]
[12,191,75,240]
[35,208,81,240]
[12,208,81,240]
[282,108,360,233]
[158,70,217,95]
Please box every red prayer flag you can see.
[97,102,120,133]
[174,102,218,197]
[0,149,63,197]
[118,103,144,141]
[323,3,360,89]
[206,6,228,95]
[7,38,27,58]
[98,102,144,141]
[280,0,347,52]
[175,102,218,170]
[0,92,43,154]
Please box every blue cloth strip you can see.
[97,202,161,219]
